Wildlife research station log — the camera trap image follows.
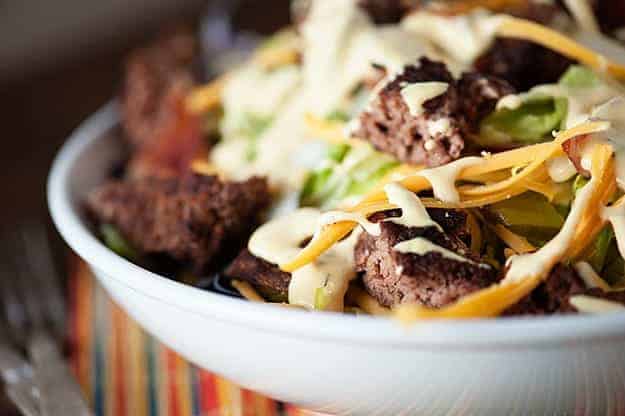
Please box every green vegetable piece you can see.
[489,192,565,230]
[325,110,350,123]
[572,174,590,196]
[587,227,614,273]
[602,243,625,289]
[300,144,399,209]
[559,65,600,89]
[480,95,568,143]
[327,143,350,162]
[314,286,330,310]
[100,224,138,261]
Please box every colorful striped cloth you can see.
[68,259,326,416]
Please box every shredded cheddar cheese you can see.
[231,280,266,302]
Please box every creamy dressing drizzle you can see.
[591,97,625,189]
[563,0,600,33]
[546,156,578,183]
[289,229,360,311]
[416,157,482,203]
[215,0,440,190]
[400,82,449,116]
[248,207,360,311]
[383,183,442,230]
[570,295,625,314]
[401,10,503,64]
[505,169,598,283]
[393,237,479,266]
[574,261,611,291]
[318,211,381,236]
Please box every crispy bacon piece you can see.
[562,134,591,177]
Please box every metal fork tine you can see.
[19,221,67,338]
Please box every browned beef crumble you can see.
[354,211,497,308]
[504,264,625,315]
[474,2,575,91]
[225,249,292,297]
[122,27,198,150]
[594,0,625,39]
[357,0,416,24]
[86,174,271,273]
[354,58,514,166]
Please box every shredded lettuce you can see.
[587,227,614,273]
[300,144,398,209]
[559,65,600,89]
[480,95,568,144]
[325,110,350,123]
[100,224,138,261]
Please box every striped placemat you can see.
[67,259,322,416]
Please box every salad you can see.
[86,0,625,320]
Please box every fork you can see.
[0,221,92,416]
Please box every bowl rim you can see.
[47,102,625,349]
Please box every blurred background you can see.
[0,1,288,413]
[0,0,289,222]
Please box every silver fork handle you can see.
[0,344,40,416]
[28,332,92,416]
[6,382,40,416]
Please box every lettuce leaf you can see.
[300,144,398,209]
[480,95,568,144]
[559,65,600,89]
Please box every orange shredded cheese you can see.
[394,142,616,322]
[281,122,610,272]
[231,280,265,302]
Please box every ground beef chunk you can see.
[354,214,497,308]
[456,72,516,131]
[86,174,271,272]
[474,2,575,90]
[122,27,198,149]
[355,58,514,166]
[225,249,292,298]
[357,0,416,24]
[594,0,625,38]
[126,82,206,181]
[504,264,625,315]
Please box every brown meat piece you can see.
[354,215,497,308]
[357,0,416,24]
[126,82,206,180]
[474,2,575,90]
[86,174,271,272]
[122,27,198,149]
[456,72,516,131]
[504,264,625,315]
[594,0,625,37]
[354,58,514,166]
[225,249,292,297]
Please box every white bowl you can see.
[48,103,625,415]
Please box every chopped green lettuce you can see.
[300,144,398,209]
[572,174,590,196]
[587,227,614,273]
[488,192,564,246]
[325,110,350,123]
[559,65,600,89]
[480,95,568,144]
[100,224,138,261]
